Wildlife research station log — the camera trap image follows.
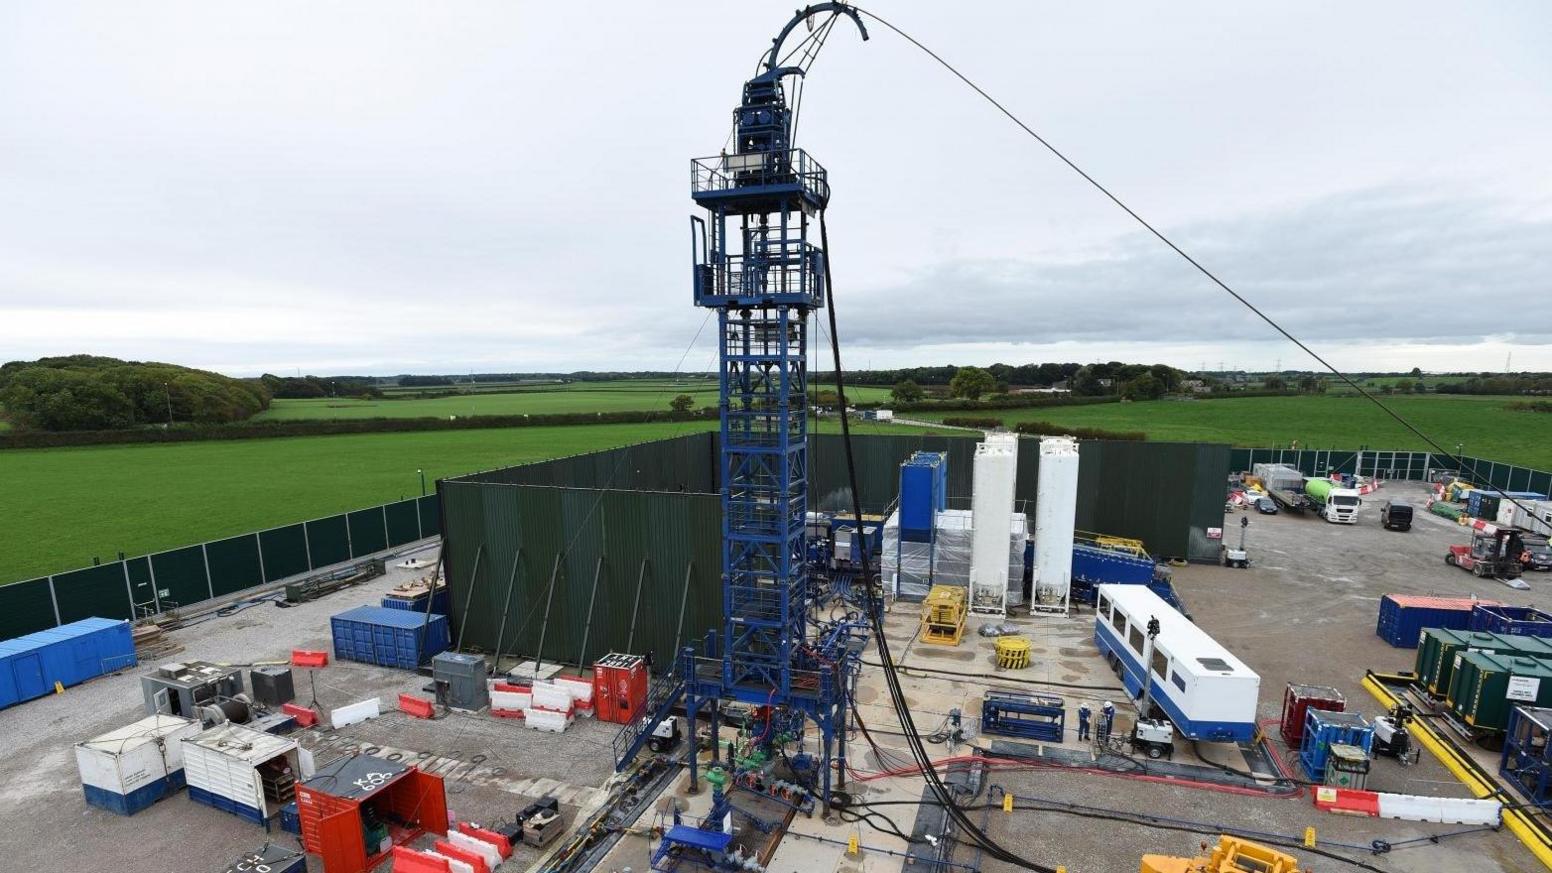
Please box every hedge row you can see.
[1013,421,1146,441]
[0,408,718,449]
[893,394,1122,413]
[941,416,1005,429]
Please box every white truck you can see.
[1305,478,1362,524]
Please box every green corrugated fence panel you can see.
[53,563,132,623]
[419,495,441,537]
[0,578,57,638]
[151,547,211,609]
[384,499,422,546]
[347,508,388,557]
[260,525,309,583]
[124,556,155,615]
[305,515,351,568]
[206,535,263,597]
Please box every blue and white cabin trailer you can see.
[1093,584,1260,742]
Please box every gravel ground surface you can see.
[6,480,1546,873]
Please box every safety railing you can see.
[690,148,829,203]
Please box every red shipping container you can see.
[593,652,648,725]
[1281,682,1345,748]
[296,757,448,873]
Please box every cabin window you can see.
[1097,594,1111,620]
[1152,649,1168,679]
[1114,613,1127,638]
[1129,625,1145,653]
[1171,671,1187,692]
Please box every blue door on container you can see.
[12,653,47,700]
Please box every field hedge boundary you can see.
[0,407,718,449]
[893,394,1121,413]
[1014,421,1146,440]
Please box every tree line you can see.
[0,356,270,431]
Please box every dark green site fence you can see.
[0,495,440,641]
[1229,448,1552,494]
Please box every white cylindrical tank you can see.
[1034,437,1079,611]
[970,433,1019,615]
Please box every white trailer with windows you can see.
[1093,584,1260,741]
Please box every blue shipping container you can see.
[1374,594,1481,648]
[0,617,137,710]
[1470,604,1552,638]
[330,606,449,669]
[382,587,451,616]
[899,451,947,542]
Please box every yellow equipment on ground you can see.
[1075,530,1148,559]
[1139,836,1299,873]
[920,585,967,646]
[994,636,1031,669]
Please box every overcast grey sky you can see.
[2,2,1548,376]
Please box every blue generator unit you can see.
[1300,708,1373,780]
[0,617,138,710]
[898,451,947,543]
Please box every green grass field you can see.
[916,394,1552,469]
[258,380,891,421]
[0,414,929,584]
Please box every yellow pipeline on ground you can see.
[1362,673,1552,871]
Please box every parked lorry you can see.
[1304,478,1362,524]
[1253,463,1310,514]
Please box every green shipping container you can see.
[1448,652,1552,732]
[1416,629,1521,695]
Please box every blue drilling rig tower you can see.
[610,5,872,856]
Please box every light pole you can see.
[417,468,426,497]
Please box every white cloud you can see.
[1,1,1549,375]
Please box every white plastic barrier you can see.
[554,676,594,704]
[450,830,504,869]
[1377,793,1502,826]
[491,689,530,711]
[428,852,474,873]
[531,682,574,713]
[525,708,570,733]
[330,698,381,728]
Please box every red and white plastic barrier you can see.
[1315,787,1501,825]
[391,847,451,873]
[454,822,513,859]
[434,841,490,873]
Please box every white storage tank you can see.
[1034,437,1079,612]
[970,433,1019,615]
[184,723,303,825]
[75,714,202,816]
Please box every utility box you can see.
[296,757,448,873]
[594,653,648,724]
[1323,743,1371,790]
[142,661,245,720]
[251,666,296,707]
[431,652,489,711]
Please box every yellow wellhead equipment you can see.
[920,585,967,646]
[995,636,1031,669]
[1139,836,1300,873]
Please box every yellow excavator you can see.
[1140,836,1300,873]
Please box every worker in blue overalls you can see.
[1077,703,1091,741]
[1100,701,1116,742]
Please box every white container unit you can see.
[970,434,1019,616]
[1034,437,1079,613]
[183,724,302,825]
[1093,584,1260,742]
[75,714,202,815]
